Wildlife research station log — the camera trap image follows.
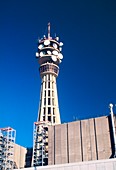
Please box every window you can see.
[53,116,55,123]
[43,116,45,121]
[48,116,51,121]
[46,65,48,71]
[48,107,51,114]
[48,82,50,88]
[48,74,50,80]
[48,98,50,105]
[48,90,50,96]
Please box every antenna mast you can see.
[48,22,50,38]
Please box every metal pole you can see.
[48,22,50,39]
[109,103,116,157]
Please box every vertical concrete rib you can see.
[67,123,69,163]
[89,118,97,160]
[93,118,98,160]
[80,120,83,162]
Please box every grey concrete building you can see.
[48,115,114,165]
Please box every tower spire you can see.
[48,22,50,39]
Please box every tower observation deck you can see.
[32,23,63,167]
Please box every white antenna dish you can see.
[36,52,39,57]
[56,37,59,41]
[47,51,51,55]
[59,42,63,46]
[38,44,43,50]
[51,55,57,62]
[44,39,50,46]
[59,47,62,51]
[40,51,44,57]
[58,53,63,59]
[59,59,62,63]
[52,50,58,56]
[53,43,58,49]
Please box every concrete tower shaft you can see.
[38,73,60,124]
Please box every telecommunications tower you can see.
[33,23,63,166]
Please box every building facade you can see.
[48,115,113,165]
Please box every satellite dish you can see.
[40,52,44,57]
[59,42,63,46]
[51,55,57,62]
[53,43,58,49]
[52,50,58,56]
[36,52,39,57]
[47,51,51,55]
[58,53,63,59]
[44,40,50,46]
[56,37,59,41]
[59,47,62,51]
[38,44,43,50]
[59,59,62,63]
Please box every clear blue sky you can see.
[0,0,115,147]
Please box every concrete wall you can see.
[14,158,116,170]
[48,116,112,165]
[14,143,27,168]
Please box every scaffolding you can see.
[0,127,16,170]
[33,121,50,167]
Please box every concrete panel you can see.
[88,164,96,170]
[81,119,92,161]
[95,116,112,160]
[48,126,55,165]
[96,163,105,170]
[60,124,68,164]
[14,143,20,168]
[113,161,116,169]
[68,121,82,163]
[14,143,27,169]
[51,124,68,165]
[55,124,61,164]
[73,165,80,170]
[80,164,89,170]
[57,168,64,170]
[20,146,27,168]
[105,162,113,170]
[89,119,97,161]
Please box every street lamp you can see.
[109,103,116,157]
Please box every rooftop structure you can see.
[0,127,16,170]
